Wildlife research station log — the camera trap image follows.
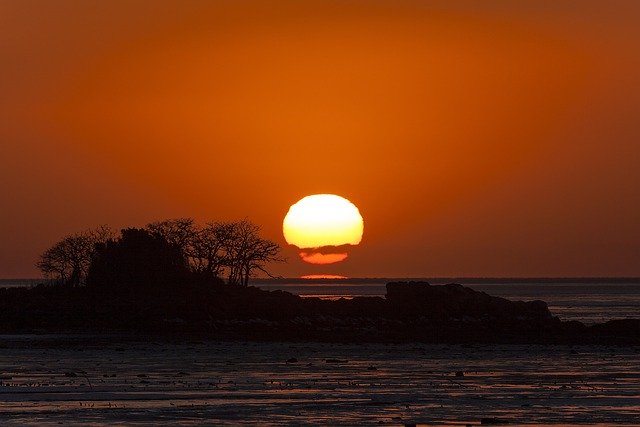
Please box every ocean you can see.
[2,278,639,325]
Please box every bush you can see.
[86,228,190,302]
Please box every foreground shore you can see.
[0,281,638,345]
[1,337,639,425]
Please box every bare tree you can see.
[225,219,284,286]
[189,221,235,277]
[145,218,196,256]
[91,224,116,244]
[146,218,283,285]
[38,219,283,287]
[36,239,73,285]
[36,225,116,286]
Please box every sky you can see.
[1,0,639,278]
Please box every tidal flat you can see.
[0,336,639,425]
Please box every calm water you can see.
[2,279,639,324]
[0,279,43,288]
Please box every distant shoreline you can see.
[2,277,640,287]
[253,277,640,284]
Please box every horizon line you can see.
[2,276,640,283]
[254,276,640,283]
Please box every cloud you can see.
[299,251,348,265]
[295,244,355,264]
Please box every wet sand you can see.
[1,336,639,425]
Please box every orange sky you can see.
[1,1,639,278]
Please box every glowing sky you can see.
[1,1,639,278]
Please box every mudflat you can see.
[1,336,639,425]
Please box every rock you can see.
[386,282,552,322]
[589,319,640,338]
[1,277,635,345]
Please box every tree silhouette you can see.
[145,218,284,285]
[36,225,115,287]
[225,219,284,286]
[86,228,189,298]
[39,219,284,290]
[189,221,236,278]
[146,218,195,260]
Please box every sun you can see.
[283,194,364,264]
[283,194,363,248]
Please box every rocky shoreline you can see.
[0,281,638,344]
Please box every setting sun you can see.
[283,194,364,264]
[283,194,363,248]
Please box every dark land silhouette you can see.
[1,280,638,344]
[3,219,636,344]
[37,218,283,289]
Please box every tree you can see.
[38,219,284,289]
[36,225,115,287]
[224,219,284,286]
[189,221,235,277]
[86,228,189,297]
[145,218,196,260]
[145,218,284,285]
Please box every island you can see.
[1,280,638,345]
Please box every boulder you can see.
[385,281,552,322]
